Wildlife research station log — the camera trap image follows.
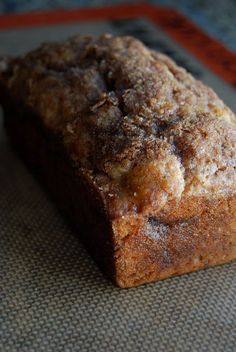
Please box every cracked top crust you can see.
[1,34,236,218]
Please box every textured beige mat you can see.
[1,113,236,352]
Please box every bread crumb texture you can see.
[1,34,236,217]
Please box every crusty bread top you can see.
[1,34,236,218]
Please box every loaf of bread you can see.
[0,34,235,287]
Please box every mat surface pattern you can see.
[0,0,235,50]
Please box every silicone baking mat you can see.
[1,4,236,352]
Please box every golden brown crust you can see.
[113,196,236,287]
[0,34,236,287]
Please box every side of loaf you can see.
[0,34,235,288]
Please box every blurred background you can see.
[0,0,235,51]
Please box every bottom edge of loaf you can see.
[2,96,236,288]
